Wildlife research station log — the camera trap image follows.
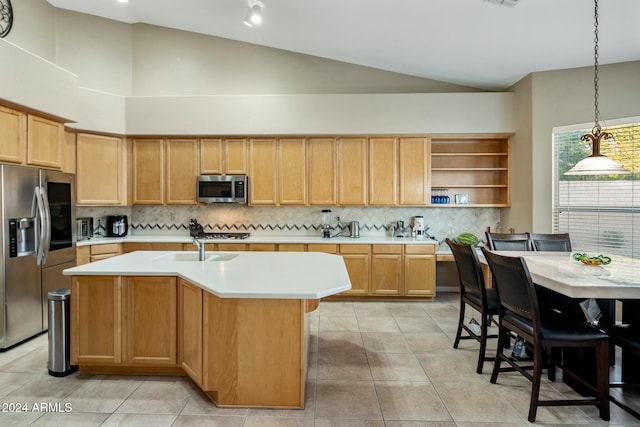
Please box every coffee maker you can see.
[106,215,128,237]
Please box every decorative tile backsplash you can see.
[77,205,502,243]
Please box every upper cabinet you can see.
[368,137,398,206]
[200,138,248,175]
[308,138,336,205]
[337,138,367,205]
[430,135,511,207]
[0,105,26,164]
[133,138,199,205]
[399,137,430,206]
[76,133,128,206]
[278,138,306,205]
[27,114,64,169]
[248,138,278,205]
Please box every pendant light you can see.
[565,0,628,176]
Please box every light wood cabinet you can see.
[71,276,123,365]
[200,138,248,175]
[76,133,127,205]
[248,138,277,205]
[123,242,184,252]
[166,139,198,204]
[217,243,248,251]
[337,138,367,205]
[369,138,398,206]
[278,138,307,205]
[339,245,370,296]
[403,245,436,297]
[89,243,122,263]
[399,137,430,205]
[249,243,277,251]
[26,114,63,169]
[371,244,402,295]
[307,244,337,254]
[180,279,203,385]
[133,138,164,205]
[278,244,306,252]
[125,276,178,366]
[308,137,336,205]
[0,105,26,164]
[430,135,511,207]
[76,246,90,266]
[62,130,76,174]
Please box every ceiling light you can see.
[243,1,263,27]
[117,0,128,4]
[565,0,628,176]
[485,0,519,6]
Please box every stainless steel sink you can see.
[150,252,238,262]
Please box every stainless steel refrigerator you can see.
[0,165,76,350]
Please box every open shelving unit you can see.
[430,135,511,207]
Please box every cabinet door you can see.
[369,137,398,205]
[76,133,125,205]
[125,276,178,366]
[225,138,248,174]
[248,138,277,205]
[133,139,164,205]
[200,138,223,174]
[399,137,430,205]
[0,105,26,164]
[26,114,63,169]
[308,138,336,205]
[404,255,436,297]
[337,138,367,205]
[62,130,76,174]
[278,138,306,205]
[71,276,122,364]
[76,246,90,266]
[371,254,402,296]
[342,254,370,295]
[166,139,198,205]
[249,244,277,251]
[180,280,203,385]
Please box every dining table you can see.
[478,249,640,416]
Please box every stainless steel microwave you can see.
[197,175,248,204]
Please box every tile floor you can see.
[0,293,639,426]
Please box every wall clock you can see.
[0,0,13,38]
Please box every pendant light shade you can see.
[565,0,628,176]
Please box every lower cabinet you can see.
[371,245,403,296]
[179,279,203,385]
[71,276,178,367]
[340,244,370,296]
[404,245,436,296]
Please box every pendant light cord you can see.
[593,0,601,134]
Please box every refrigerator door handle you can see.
[40,186,51,265]
[34,186,50,265]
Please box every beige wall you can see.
[5,0,56,61]
[510,61,640,233]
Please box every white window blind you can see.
[552,117,640,258]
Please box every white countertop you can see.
[481,251,640,299]
[64,250,352,300]
[77,234,438,246]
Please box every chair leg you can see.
[596,341,610,421]
[453,298,466,349]
[476,313,490,374]
[527,342,544,423]
[490,324,505,384]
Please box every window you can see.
[553,117,640,258]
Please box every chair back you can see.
[530,233,572,252]
[485,232,532,251]
[446,238,485,294]
[481,248,540,330]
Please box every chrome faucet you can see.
[193,238,205,261]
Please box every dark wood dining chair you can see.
[485,232,532,251]
[482,248,610,422]
[446,238,499,374]
[530,233,572,252]
[602,322,640,418]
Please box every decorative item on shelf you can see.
[431,188,450,204]
[564,0,628,176]
[572,252,611,266]
[455,194,469,204]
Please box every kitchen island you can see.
[63,251,351,408]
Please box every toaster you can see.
[76,217,93,241]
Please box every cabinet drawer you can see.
[217,243,247,251]
[91,243,121,255]
[90,253,117,262]
[123,243,152,253]
[278,244,306,252]
[308,244,337,254]
[339,244,370,254]
[405,245,435,255]
[250,244,276,251]
[372,244,402,254]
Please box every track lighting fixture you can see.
[243,0,264,27]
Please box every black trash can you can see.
[47,287,77,377]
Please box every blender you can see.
[321,209,332,238]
